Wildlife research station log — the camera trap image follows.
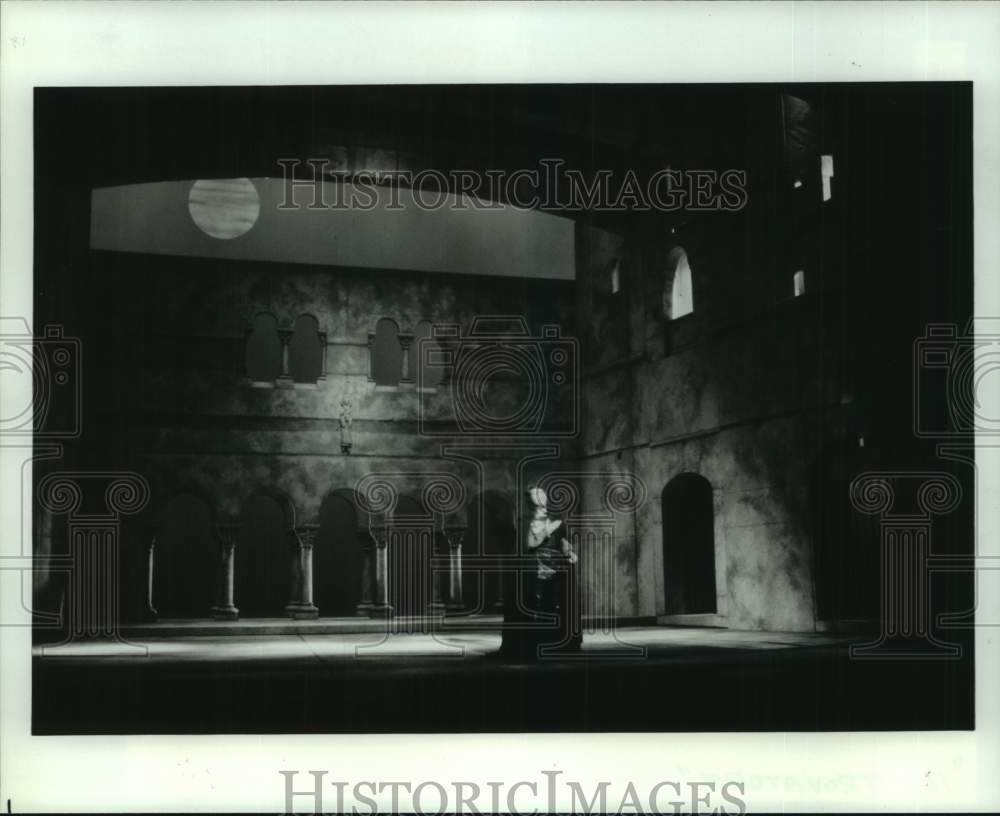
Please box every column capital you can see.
[294,525,319,548]
[214,523,239,550]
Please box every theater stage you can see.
[32,623,973,734]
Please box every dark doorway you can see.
[153,494,216,618]
[388,495,433,616]
[236,494,291,616]
[464,492,514,613]
[315,490,362,616]
[661,473,717,614]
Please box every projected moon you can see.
[188,178,260,239]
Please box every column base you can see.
[355,602,374,617]
[210,604,239,621]
[285,603,319,620]
[368,604,394,619]
[445,601,466,613]
[428,601,447,617]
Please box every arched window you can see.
[663,248,694,320]
[371,318,402,387]
[408,320,445,391]
[793,269,806,297]
[610,259,621,294]
[245,313,282,384]
[289,314,323,384]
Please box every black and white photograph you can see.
[2,2,1000,813]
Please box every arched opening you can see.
[661,473,716,614]
[289,314,323,384]
[409,320,445,390]
[153,494,217,618]
[236,493,292,616]
[245,312,282,383]
[371,318,402,386]
[315,490,363,616]
[663,247,694,321]
[464,491,515,613]
[388,495,433,616]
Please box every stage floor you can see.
[31,624,974,734]
[33,623,852,664]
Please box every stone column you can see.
[428,531,447,617]
[318,332,328,382]
[355,533,374,616]
[210,524,239,620]
[277,327,293,386]
[285,526,319,619]
[146,536,159,620]
[446,529,465,612]
[369,527,393,618]
[398,332,414,387]
[366,330,376,382]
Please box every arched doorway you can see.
[153,494,217,618]
[661,473,717,614]
[388,495,433,616]
[237,493,292,616]
[315,490,363,616]
[464,492,515,613]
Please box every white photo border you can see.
[1,1,998,812]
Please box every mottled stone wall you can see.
[575,216,851,632]
[69,250,580,621]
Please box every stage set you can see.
[29,84,975,733]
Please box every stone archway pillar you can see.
[285,525,319,620]
[445,528,466,612]
[355,532,375,616]
[210,524,240,620]
[369,526,393,618]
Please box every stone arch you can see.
[387,494,434,616]
[151,492,218,618]
[245,311,282,383]
[463,490,515,613]
[661,472,716,614]
[288,313,324,384]
[235,488,297,616]
[370,317,402,386]
[315,487,366,617]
